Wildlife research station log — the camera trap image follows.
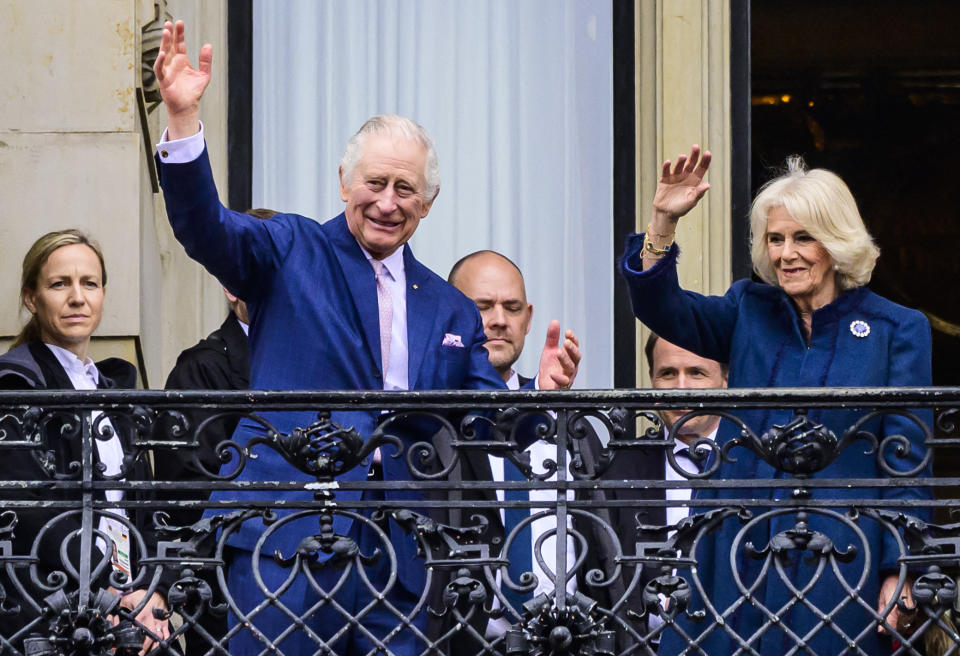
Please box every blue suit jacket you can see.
[620,234,932,655]
[158,149,512,591]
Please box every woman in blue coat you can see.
[619,148,932,655]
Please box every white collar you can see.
[45,343,99,384]
[359,243,406,279]
[505,369,520,390]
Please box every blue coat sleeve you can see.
[878,309,933,572]
[619,233,739,363]
[158,147,295,303]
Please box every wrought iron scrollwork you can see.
[0,388,950,655]
[247,411,392,480]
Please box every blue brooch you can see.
[850,320,870,338]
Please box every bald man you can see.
[444,251,603,644]
[448,251,535,387]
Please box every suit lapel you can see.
[464,449,499,503]
[404,246,439,388]
[327,215,383,373]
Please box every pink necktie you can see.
[371,261,392,468]
[371,260,392,374]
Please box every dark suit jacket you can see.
[429,376,619,652]
[158,148,515,593]
[157,313,250,528]
[0,342,160,640]
[578,438,668,653]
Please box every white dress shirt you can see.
[648,424,719,637]
[156,123,207,162]
[45,345,128,569]
[45,344,125,503]
[664,425,718,529]
[486,370,576,638]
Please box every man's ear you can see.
[339,165,349,202]
[524,303,534,335]
[420,192,436,219]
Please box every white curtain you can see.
[252,0,613,388]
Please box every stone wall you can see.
[0,0,228,387]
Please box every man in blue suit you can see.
[152,20,581,655]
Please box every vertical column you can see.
[634,0,732,386]
[0,0,142,361]
[140,0,230,385]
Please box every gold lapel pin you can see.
[412,284,418,290]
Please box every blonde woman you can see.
[620,151,931,655]
[0,230,169,653]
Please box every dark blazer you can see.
[0,342,157,641]
[157,313,250,528]
[429,376,619,652]
[158,148,517,593]
[577,437,669,652]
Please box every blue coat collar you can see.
[757,282,868,338]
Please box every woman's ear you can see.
[22,290,36,314]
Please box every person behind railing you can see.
[0,229,170,653]
[151,20,581,654]
[620,149,932,654]
[442,250,595,647]
[580,333,727,651]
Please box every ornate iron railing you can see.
[0,388,957,656]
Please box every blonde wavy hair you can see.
[749,157,879,290]
[12,229,106,349]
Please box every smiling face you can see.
[765,206,839,311]
[650,338,727,442]
[452,253,533,381]
[339,134,434,260]
[23,243,105,359]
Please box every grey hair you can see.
[749,156,879,290]
[339,114,441,202]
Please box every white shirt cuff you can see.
[156,122,206,163]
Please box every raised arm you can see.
[643,145,712,270]
[152,20,294,302]
[153,20,212,139]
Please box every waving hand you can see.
[651,145,712,229]
[153,20,213,139]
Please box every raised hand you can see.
[537,321,581,390]
[153,20,213,139]
[651,144,712,228]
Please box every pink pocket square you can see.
[442,333,464,348]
